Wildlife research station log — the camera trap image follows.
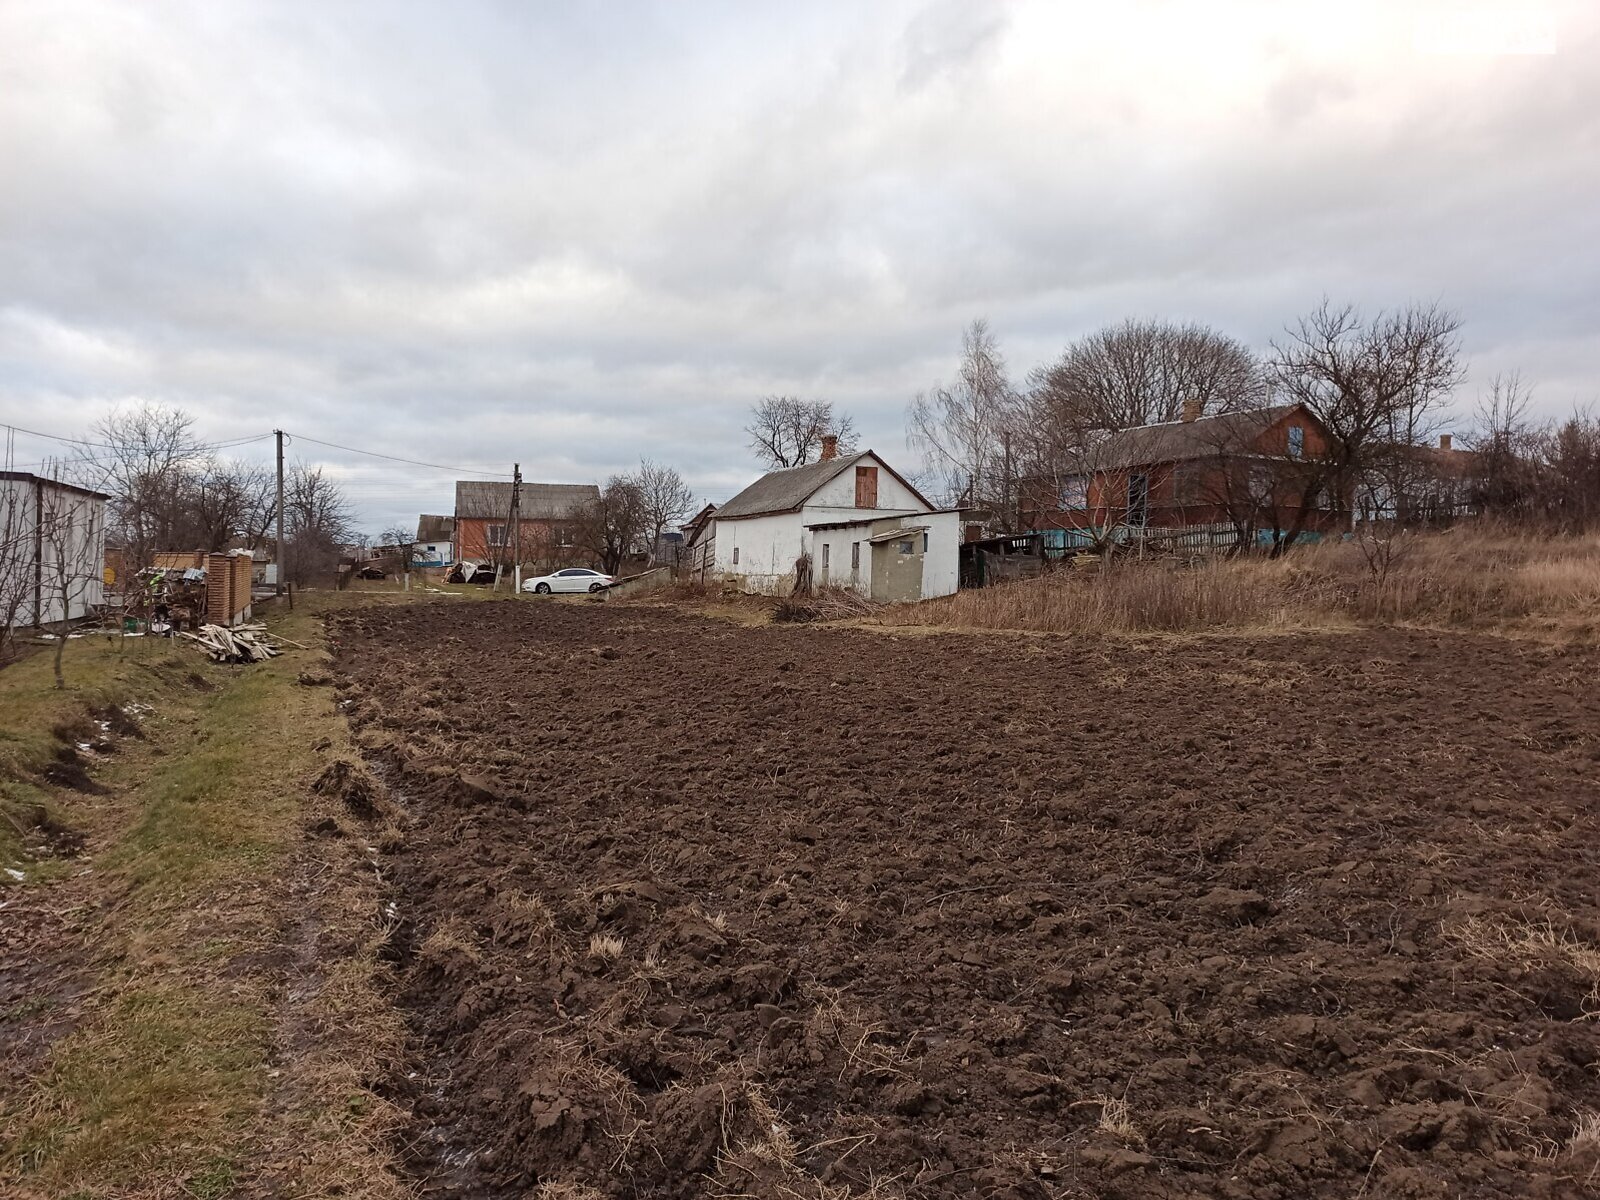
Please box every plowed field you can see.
[329,600,1600,1199]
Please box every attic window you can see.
[855,466,878,508]
[1288,425,1305,460]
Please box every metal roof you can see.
[716,453,871,520]
[453,481,599,520]
[1080,404,1310,472]
[868,525,930,544]
[0,471,111,500]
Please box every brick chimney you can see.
[820,433,838,462]
[1439,433,1452,451]
[1181,398,1203,423]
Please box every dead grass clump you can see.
[1093,1095,1145,1145]
[588,933,625,961]
[1444,913,1600,1011]
[417,919,482,978]
[489,886,555,946]
[533,1183,608,1200]
[312,757,387,819]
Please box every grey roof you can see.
[1085,404,1306,472]
[717,452,876,520]
[416,513,454,542]
[454,481,599,520]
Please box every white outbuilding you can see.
[713,441,965,601]
[0,472,109,628]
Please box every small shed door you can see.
[855,466,879,508]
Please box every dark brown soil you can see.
[329,601,1600,1199]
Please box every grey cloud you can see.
[2,0,1597,532]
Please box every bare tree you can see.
[746,397,856,469]
[1029,319,1265,432]
[77,404,203,570]
[908,319,1023,527]
[630,459,695,564]
[576,475,648,575]
[183,457,276,552]
[282,464,354,585]
[1271,301,1464,523]
[1467,372,1539,518]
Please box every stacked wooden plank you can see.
[178,623,282,663]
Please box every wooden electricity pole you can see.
[274,429,285,594]
[509,463,522,592]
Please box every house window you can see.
[487,524,507,547]
[855,466,878,508]
[922,532,929,553]
[1058,474,1089,509]
[555,525,573,547]
[732,546,739,565]
[1287,425,1305,460]
[851,542,860,569]
[1127,473,1150,527]
[1176,464,1200,506]
[821,543,830,569]
[897,539,915,554]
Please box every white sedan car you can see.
[522,567,614,594]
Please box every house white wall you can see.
[714,511,805,591]
[805,455,926,516]
[0,476,106,628]
[808,527,874,594]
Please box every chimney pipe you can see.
[1439,433,1452,451]
[1181,398,1202,423]
[820,433,838,461]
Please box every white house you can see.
[0,472,109,628]
[414,514,455,567]
[714,440,964,601]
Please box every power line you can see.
[0,421,277,454]
[283,432,517,478]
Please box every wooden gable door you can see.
[855,465,879,508]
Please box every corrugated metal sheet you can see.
[453,481,599,520]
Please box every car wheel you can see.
[589,581,606,592]
[535,582,551,594]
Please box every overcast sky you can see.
[2,1,1596,532]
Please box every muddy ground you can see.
[330,601,1600,1199]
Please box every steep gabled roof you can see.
[717,451,933,520]
[1085,404,1318,472]
[454,481,599,521]
[416,514,454,543]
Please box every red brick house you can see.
[453,481,600,569]
[1025,402,1346,548]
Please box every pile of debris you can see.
[178,623,282,664]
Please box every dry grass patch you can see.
[1444,912,1600,1011]
[876,527,1600,637]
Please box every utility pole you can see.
[274,430,285,595]
[509,463,522,593]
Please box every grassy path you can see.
[0,598,406,1199]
